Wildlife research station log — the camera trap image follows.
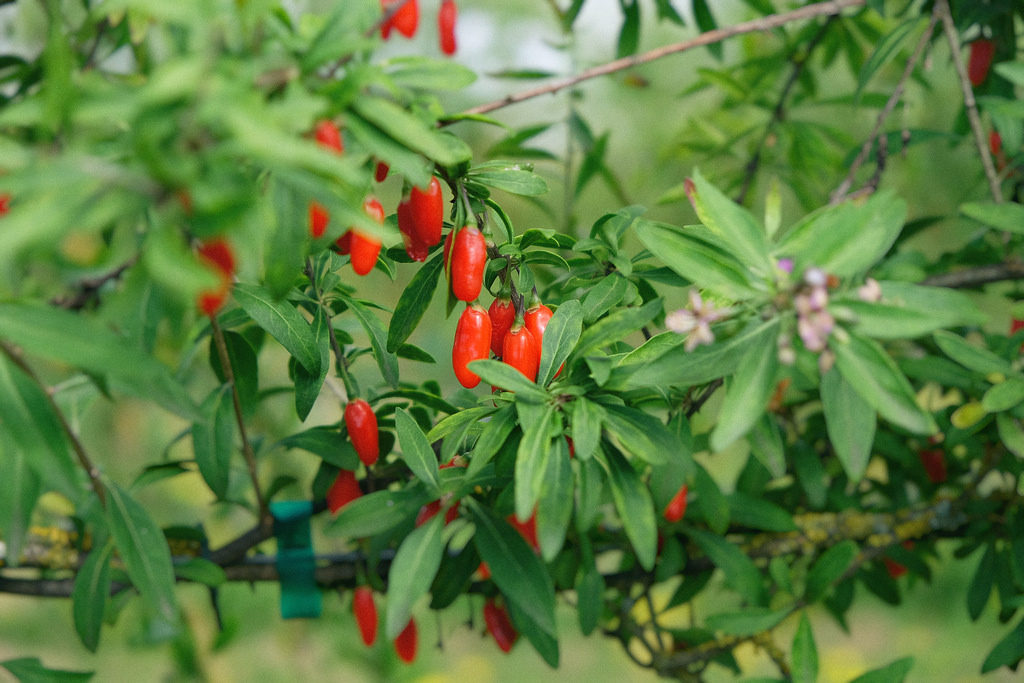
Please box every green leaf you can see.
[232,284,321,375]
[575,299,662,356]
[775,191,907,278]
[805,540,858,604]
[468,163,549,196]
[575,554,605,636]
[385,513,445,640]
[276,427,359,470]
[855,17,927,105]
[692,0,721,59]
[104,480,180,632]
[843,281,988,339]
[821,368,876,482]
[385,55,477,91]
[600,445,658,571]
[538,299,583,387]
[601,404,680,466]
[294,306,330,421]
[834,333,937,435]
[748,414,786,478]
[173,558,227,587]
[694,462,730,535]
[792,612,818,683]
[616,0,640,58]
[191,385,235,500]
[982,617,1024,673]
[466,405,517,478]
[387,252,444,353]
[688,169,769,273]
[395,408,440,491]
[961,201,1024,235]
[468,359,549,402]
[0,354,79,499]
[300,2,375,71]
[342,295,400,388]
[470,500,557,637]
[515,411,556,521]
[537,437,573,562]
[968,543,996,621]
[691,529,764,604]
[997,414,1024,459]
[848,657,914,683]
[346,112,434,189]
[0,303,200,421]
[350,96,472,168]
[705,607,790,637]
[727,493,797,532]
[325,486,430,537]
[983,378,1024,413]
[570,397,603,461]
[0,658,93,683]
[263,179,310,299]
[633,218,758,299]
[933,330,1013,376]
[581,275,630,324]
[73,540,114,652]
[710,321,779,452]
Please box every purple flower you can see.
[666,289,727,352]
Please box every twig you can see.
[210,316,270,529]
[49,258,136,311]
[921,261,1024,288]
[935,0,1003,204]
[0,341,106,507]
[831,4,939,204]
[459,0,865,119]
[736,16,837,205]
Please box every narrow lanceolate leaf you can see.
[325,487,430,538]
[632,218,758,299]
[294,305,330,421]
[103,481,180,631]
[73,539,114,653]
[710,321,779,452]
[961,201,1024,236]
[933,330,1013,376]
[351,96,472,167]
[537,299,583,387]
[387,252,444,353]
[570,397,604,461]
[792,612,819,683]
[688,169,770,273]
[805,540,858,604]
[775,191,906,278]
[601,404,679,466]
[191,385,235,500]
[385,513,445,640]
[468,359,549,403]
[537,437,573,562]
[574,299,662,356]
[599,446,657,571]
[690,529,764,605]
[821,368,876,483]
[395,408,440,491]
[842,281,986,339]
[0,303,201,421]
[343,295,400,388]
[471,501,557,637]
[855,16,927,104]
[0,443,40,567]
[0,658,94,683]
[834,332,937,435]
[232,284,321,375]
[515,412,555,522]
[982,617,1024,673]
[705,607,791,637]
[467,163,549,196]
[849,657,914,683]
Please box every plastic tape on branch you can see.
[271,501,322,619]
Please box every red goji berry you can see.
[381,0,419,39]
[507,510,538,551]
[327,469,363,514]
[406,176,443,247]
[438,0,457,56]
[968,39,995,87]
[352,586,378,647]
[196,238,236,317]
[483,599,518,653]
[309,200,329,239]
[918,448,947,484]
[314,119,344,154]
[374,161,389,183]
[449,225,487,302]
[502,323,540,383]
[488,294,515,357]
[524,302,553,341]
[345,398,379,466]
[350,198,384,276]
[663,483,688,523]
[415,500,441,527]
[453,303,491,389]
[393,617,418,663]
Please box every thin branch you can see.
[0,341,106,507]
[935,0,1003,204]
[737,15,837,205]
[210,316,270,530]
[830,4,939,204]
[921,261,1024,288]
[459,0,865,119]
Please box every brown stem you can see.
[458,0,865,119]
[0,341,106,507]
[935,0,1003,204]
[921,261,1024,288]
[831,5,939,204]
[210,316,270,529]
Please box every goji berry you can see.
[507,510,538,550]
[350,198,384,276]
[663,483,688,523]
[345,398,379,466]
[483,599,518,653]
[488,294,515,357]
[314,119,344,154]
[524,302,553,341]
[393,617,418,663]
[449,225,487,302]
[438,0,457,56]
[502,323,539,383]
[327,469,363,513]
[352,586,378,647]
[918,449,947,484]
[968,39,995,87]
[196,238,236,317]
[309,200,329,239]
[453,303,491,389]
[374,161,389,182]
[381,0,419,39]
[403,176,443,247]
